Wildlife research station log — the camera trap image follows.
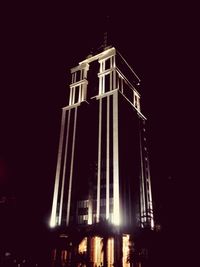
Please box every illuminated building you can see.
[50,46,154,267]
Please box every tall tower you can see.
[50,46,154,267]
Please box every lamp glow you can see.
[49,216,56,228]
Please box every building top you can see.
[66,46,146,120]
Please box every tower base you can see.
[50,225,155,267]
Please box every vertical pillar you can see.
[113,91,120,225]
[50,108,66,227]
[58,109,71,225]
[66,107,78,226]
[139,119,146,227]
[106,95,110,220]
[139,118,154,229]
[97,98,102,223]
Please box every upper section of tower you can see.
[66,46,145,119]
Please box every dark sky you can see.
[0,0,194,263]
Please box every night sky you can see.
[0,1,194,265]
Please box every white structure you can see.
[50,46,154,230]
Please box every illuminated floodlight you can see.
[112,211,120,226]
[151,220,155,230]
[49,216,56,228]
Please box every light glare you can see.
[49,216,56,228]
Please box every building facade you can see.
[50,46,154,267]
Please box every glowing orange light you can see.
[78,237,87,253]
[122,234,130,267]
[107,237,114,267]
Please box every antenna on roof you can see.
[103,31,108,49]
[103,15,112,50]
[88,15,112,56]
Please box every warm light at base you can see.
[107,237,114,266]
[151,220,154,229]
[78,238,87,253]
[93,236,103,266]
[112,212,120,225]
[88,201,92,225]
[122,234,130,267]
[49,216,56,228]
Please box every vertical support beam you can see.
[69,87,72,105]
[147,162,154,228]
[143,120,154,229]
[72,87,75,104]
[50,108,66,227]
[106,96,110,220]
[139,119,146,227]
[113,56,116,90]
[78,84,81,103]
[110,72,112,91]
[99,62,102,95]
[88,199,93,225]
[58,109,71,225]
[97,98,102,223]
[66,107,78,226]
[113,92,120,225]
[103,74,105,94]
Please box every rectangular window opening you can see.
[105,58,111,70]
